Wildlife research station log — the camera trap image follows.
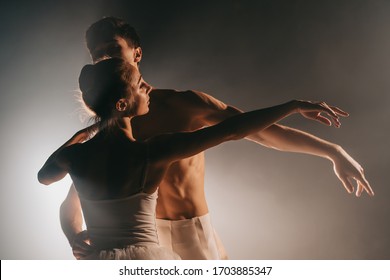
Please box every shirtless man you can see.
[61,17,372,260]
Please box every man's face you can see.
[92,36,141,67]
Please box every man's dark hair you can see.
[86,17,141,61]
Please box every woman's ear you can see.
[116,98,128,112]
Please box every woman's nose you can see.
[146,83,152,94]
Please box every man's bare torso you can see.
[131,89,209,220]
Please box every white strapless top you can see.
[79,190,159,250]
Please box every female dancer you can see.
[38,58,352,259]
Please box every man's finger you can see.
[340,176,354,194]
[356,182,364,197]
[74,242,93,251]
[360,175,374,196]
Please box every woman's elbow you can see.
[37,170,52,186]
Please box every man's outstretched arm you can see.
[185,90,373,197]
[245,123,373,197]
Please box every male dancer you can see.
[61,17,373,260]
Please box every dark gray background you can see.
[0,0,388,259]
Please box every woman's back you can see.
[63,131,180,259]
[67,131,149,200]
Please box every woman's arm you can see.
[37,124,99,185]
[148,100,340,165]
[37,143,72,185]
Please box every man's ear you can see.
[116,98,128,112]
[134,47,142,63]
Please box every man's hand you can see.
[331,146,374,197]
[72,230,94,260]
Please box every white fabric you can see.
[156,214,228,260]
[79,190,180,260]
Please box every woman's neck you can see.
[116,117,136,141]
[98,117,135,141]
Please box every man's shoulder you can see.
[150,88,198,98]
[150,88,221,107]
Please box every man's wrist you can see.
[68,232,77,248]
[67,230,84,248]
[327,144,343,162]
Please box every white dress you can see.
[79,190,180,260]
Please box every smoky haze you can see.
[0,0,388,259]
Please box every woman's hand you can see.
[293,100,349,128]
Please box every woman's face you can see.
[126,67,152,116]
